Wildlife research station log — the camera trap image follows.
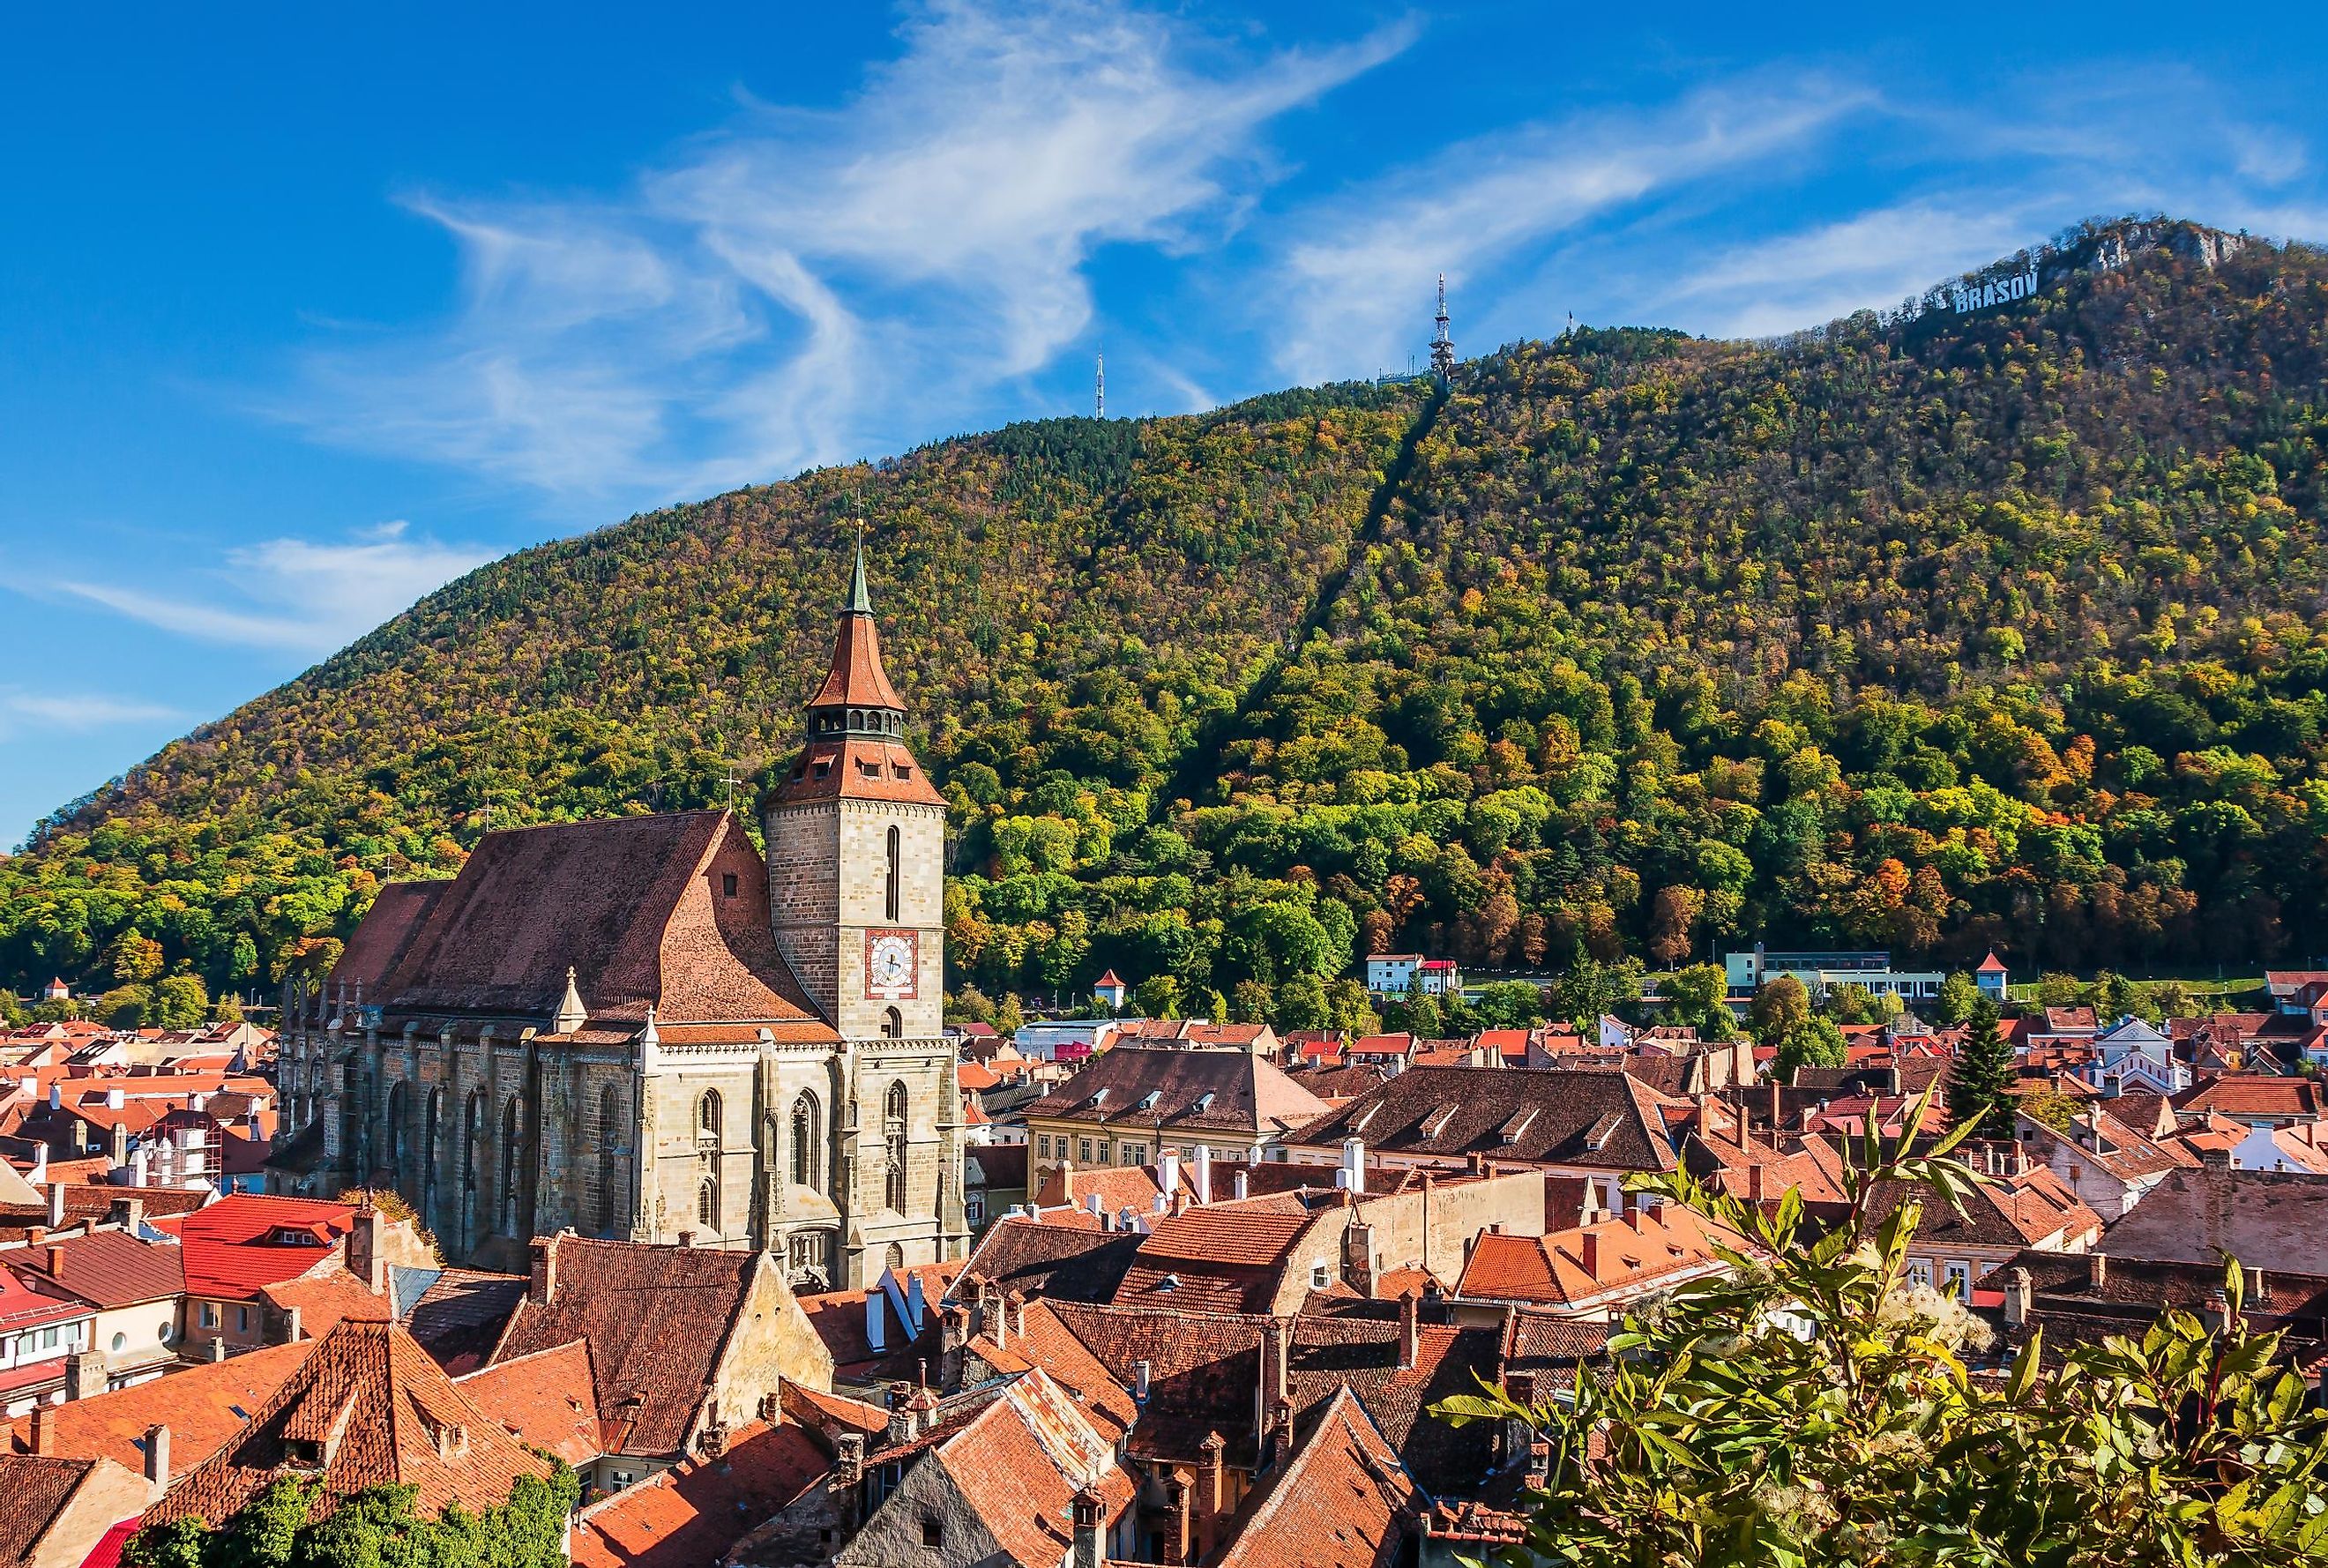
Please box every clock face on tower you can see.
[864,929,920,1000]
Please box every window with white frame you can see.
[1942,1261,1973,1302]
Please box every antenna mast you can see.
[1095,348,1105,420]
[1430,273,1456,386]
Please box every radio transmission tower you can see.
[1095,349,1105,419]
[1430,273,1456,385]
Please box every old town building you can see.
[275,550,967,1287]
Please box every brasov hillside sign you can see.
[1950,265,2041,313]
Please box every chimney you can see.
[528,1236,556,1305]
[1399,1290,1420,1370]
[1008,1289,1026,1340]
[1579,1230,1600,1279]
[46,1182,64,1229]
[28,1145,45,1183]
[108,1197,144,1233]
[130,1149,148,1190]
[1134,1359,1152,1403]
[29,1407,54,1457]
[64,1351,98,1401]
[1342,1138,1366,1196]
[1159,1149,1181,1206]
[2003,1266,2033,1328]
[1166,1477,1193,1566]
[1745,1162,1765,1202]
[1233,1169,1250,1201]
[1071,1487,1105,1568]
[209,1335,228,1363]
[347,1207,388,1294]
[832,1430,866,1509]
[106,1087,125,1111]
[143,1422,169,1499]
[980,1279,1004,1348]
[1192,1144,1212,1206]
[1201,1430,1227,1514]
[2087,1252,2108,1292]
[1086,1191,1106,1227]
[1343,1221,1377,1299]
[46,1244,63,1277]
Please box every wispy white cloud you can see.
[56,521,492,654]
[287,0,1413,502]
[1656,198,2049,338]
[0,692,183,734]
[1260,78,1874,383]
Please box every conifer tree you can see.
[1949,998,2015,1139]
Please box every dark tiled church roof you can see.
[346,810,828,1031]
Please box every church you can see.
[275,549,966,1288]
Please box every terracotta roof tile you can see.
[454,1339,601,1467]
[348,810,829,1030]
[3,1229,182,1309]
[1291,1066,1682,1172]
[1025,1047,1329,1137]
[142,1321,551,1529]
[957,1216,1143,1304]
[0,1453,109,1565]
[1215,1386,1415,1568]
[571,1418,828,1568]
[6,1343,313,1473]
[489,1236,760,1458]
[148,1195,355,1300]
[769,737,945,806]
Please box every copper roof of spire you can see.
[808,547,906,712]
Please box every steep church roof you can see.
[348,810,831,1034]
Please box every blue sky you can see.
[4,1,2324,847]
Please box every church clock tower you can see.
[763,545,947,1041]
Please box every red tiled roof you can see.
[2173,1075,2328,1119]
[148,1195,356,1300]
[454,1339,601,1467]
[571,1418,828,1568]
[3,1228,183,1310]
[1456,1206,1743,1309]
[143,1320,553,1529]
[0,1453,112,1565]
[6,1343,312,1472]
[259,1270,395,1339]
[488,1236,762,1460]
[1215,1385,1415,1568]
[769,736,945,806]
[1025,1047,1329,1136]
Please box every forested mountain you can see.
[7,215,2328,1027]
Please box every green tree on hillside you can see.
[1949,999,2017,1139]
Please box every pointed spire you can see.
[848,524,872,614]
[639,1004,659,1047]
[553,966,586,1034]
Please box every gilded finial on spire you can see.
[848,523,872,614]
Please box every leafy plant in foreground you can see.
[1437,1089,2328,1564]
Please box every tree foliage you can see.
[1436,1091,2328,1564]
[123,1466,578,1568]
[10,221,2328,1017]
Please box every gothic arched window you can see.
[500,1097,523,1230]
[422,1086,441,1201]
[884,825,902,922]
[883,1006,903,1039]
[884,1080,910,1214]
[597,1086,624,1235]
[461,1092,482,1191]
[790,1093,821,1191]
[698,1090,722,1142]
[386,1081,409,1172]
[698,1177,718,1228]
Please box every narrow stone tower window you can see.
[883,1006,903,1038]
[884,825,902,922]
[884,1080,909,1213]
